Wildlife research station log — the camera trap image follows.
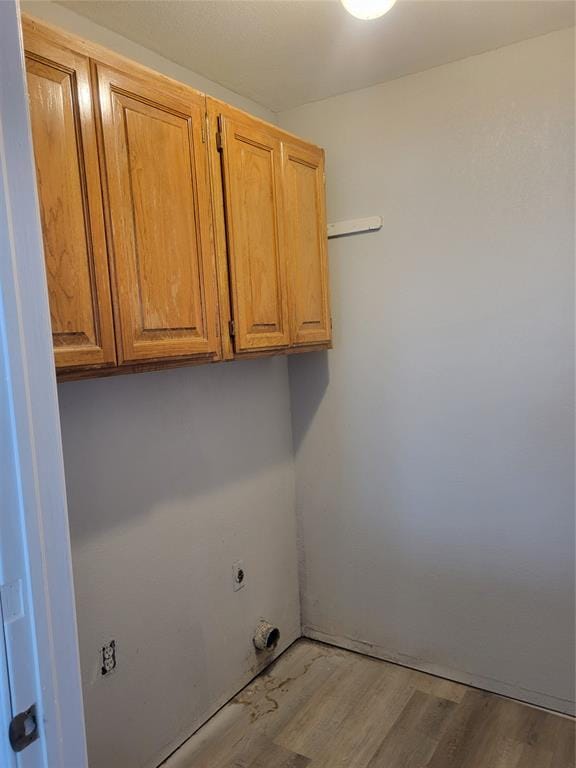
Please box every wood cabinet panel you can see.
[95,63,219,363]
[24,16,332,378]
[205,104,234,361]
[283,142,331,346]
[24,27,116,369]
[219,112,290,352]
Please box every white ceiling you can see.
[59,0,575,112]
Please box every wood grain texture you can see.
[55,341,329,381]
[24,17,332,377]
[95,60,220,363]
[208,97,332,358]
[218,105,290,352]
[282,142,331,347]
[24,22,116,370]
[205,100,234,360]
[22,13,208,114]
[168,640,575,768]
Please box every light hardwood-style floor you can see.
[164,639,575,768]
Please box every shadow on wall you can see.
[57,357,293,543]
[288,350,330,452]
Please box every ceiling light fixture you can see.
[341,0,397,20]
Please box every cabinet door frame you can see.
[94,61,220,364]
[206,99,234,361]
[282,141,332,347]
[23,22,116,370]
[218,107,290,353]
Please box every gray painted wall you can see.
[280,28,575,714]
[58,362,299,768]
[23,5,298,768]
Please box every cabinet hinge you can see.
[216,115,224,152]
[228,319,235,337]
[201,114,207,144]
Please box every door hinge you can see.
[9,704,39,753]
[228,319,235,337]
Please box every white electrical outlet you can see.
[232,561,246,592]
[100,640,117,676]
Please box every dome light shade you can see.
[341,0,397,20]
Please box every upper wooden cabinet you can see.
[208,99,331,358]
[282,142,331,347]
[218,110,290,352]
[23,16,332,380]
[24,24,116,370]
[95,62,219,364]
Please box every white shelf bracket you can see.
[327,216,382,239]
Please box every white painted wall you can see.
[58,362,298,768]
[280,28,575,714]
[20,5,297,768]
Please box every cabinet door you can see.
[24,28,116,369]
[219,113,290,352]
[95,63,219,363]
[282,142,331,347]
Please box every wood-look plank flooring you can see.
[165,639,575,768]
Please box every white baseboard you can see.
[303,625,575,717]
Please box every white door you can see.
[0,618,16,768]
[0,346,43,768]
[0,2,88,766]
